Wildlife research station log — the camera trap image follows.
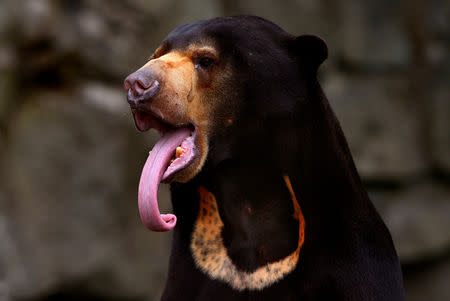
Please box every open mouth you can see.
[132,108,198,232]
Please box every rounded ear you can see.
[290,35,328,72]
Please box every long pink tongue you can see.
[138,128,191,231]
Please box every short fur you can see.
[126,16,405,301]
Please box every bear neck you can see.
[169,84,373,273]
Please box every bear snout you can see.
[124,70,160,107]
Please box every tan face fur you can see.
[136,44,227,182]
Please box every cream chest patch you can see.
[190,175,305,291]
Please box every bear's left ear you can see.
[289,35,328,73]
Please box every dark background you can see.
[0,0,449,300]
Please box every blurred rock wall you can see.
[0,0,448,300]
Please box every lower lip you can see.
[161,129,197,182]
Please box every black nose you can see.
[124,70,160,105]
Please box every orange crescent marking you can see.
[283,174,305,250]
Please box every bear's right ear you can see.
[289,35,328,73]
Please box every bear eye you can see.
[195,57,215,69]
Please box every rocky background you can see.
[0,0,448,300]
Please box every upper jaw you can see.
[131,105,194,135]
[132,107,166,134]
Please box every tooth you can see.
[176,147,183,158]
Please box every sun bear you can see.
[124,16,405,301]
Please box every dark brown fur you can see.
[125,16,405,301]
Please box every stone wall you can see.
[0,0,448,300]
